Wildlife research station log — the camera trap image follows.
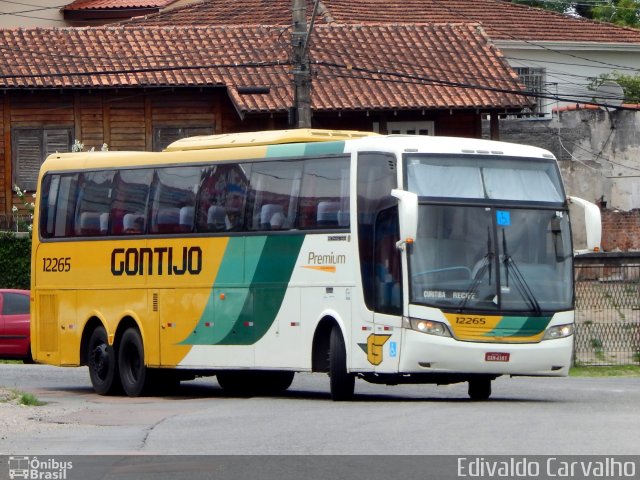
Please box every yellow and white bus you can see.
[30,129,601,400]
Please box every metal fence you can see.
[574,254,640,366]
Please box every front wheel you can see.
[87,326,120,395]
[329,325,355,401]
[468,377,492,401]
[216,371,294,395]
[118,328,149,397]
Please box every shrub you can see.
[0,232,31,289]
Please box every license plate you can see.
[485,352,510,362]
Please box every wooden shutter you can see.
[13,130,43,191]
[13,129,71,191]
[44,129,72,157]
[153,126,213,152]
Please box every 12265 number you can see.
[43,257,71,272]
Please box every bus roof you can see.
[164,129,379,152]
[344,134,556,159]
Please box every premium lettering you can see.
[307,251,346,265]
[111,247,202,276]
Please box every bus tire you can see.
[87,326,120,395]
[329,325,355,401]
[468,377,492,401]
[216,371,250,394]
[259,371,295,394]
[118,328,148,397]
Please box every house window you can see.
[12,128,73,191]
[374,121,434,135]
[513,67,546,116]
[153,126,214,152]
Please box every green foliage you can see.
[511,0,640,28]
[570,365,640,376]
[592,0,640,27]
[0,232,31,289]
[591,72,640,103]
[17,391,45,406]
[1,388,45,406]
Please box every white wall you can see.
[0,0,66,28]
[497,41,640,116]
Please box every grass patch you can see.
[0,388,45,406]
[570,365,640,377]
[0,360,22,364]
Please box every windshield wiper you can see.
[458,228,493,312]
[501,229,542,315]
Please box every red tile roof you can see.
[124,0,640,44]
[0,24,528,112]
[64,0,177,10]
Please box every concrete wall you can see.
[485,107,640,251]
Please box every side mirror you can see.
[391,189,418,249]
[568,196,602,254]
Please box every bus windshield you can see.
[405,155,572,314]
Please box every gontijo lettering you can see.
[111,246,202,276]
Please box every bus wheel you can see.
[468,377,492,401]
[216,371,250,394]
[258,371,295,394]
[329,325,355,401]
[118,328,148,397]
[87,326,120,395]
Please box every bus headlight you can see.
[543,324,574,340]
[409,318,452,337]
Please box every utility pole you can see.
[292,0,312,128]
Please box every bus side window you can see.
[39,173,79,238]
[73,171,114,237]
[110,169,152,235]
[299,156,350,229]
[247,161,302,231]
[197,164,250,232]
[150,166,200,234]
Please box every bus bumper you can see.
[399,329,573,376]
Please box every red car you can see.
[0,289,32,362]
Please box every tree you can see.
[510,0,640,28]
[591,72,640,103]
[592,0,640,27]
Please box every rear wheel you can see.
[259,371,295,394]
[118,328,148,397]
[87,326,120,395]
[329,325,355,401]
[216,371,248,393]
[468,377,492,401]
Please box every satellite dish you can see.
[592,80,624,108]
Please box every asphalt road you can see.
[1,364,639,456]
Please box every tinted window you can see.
[2,292,29,315]
[299,156,350,229]
[74,171,115,236]
[150,166,201,234]
[357,152,398,310]
[246,161,303,231]
[39,173,78,239]
[110,170,153,235]
[197,164,251,232]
